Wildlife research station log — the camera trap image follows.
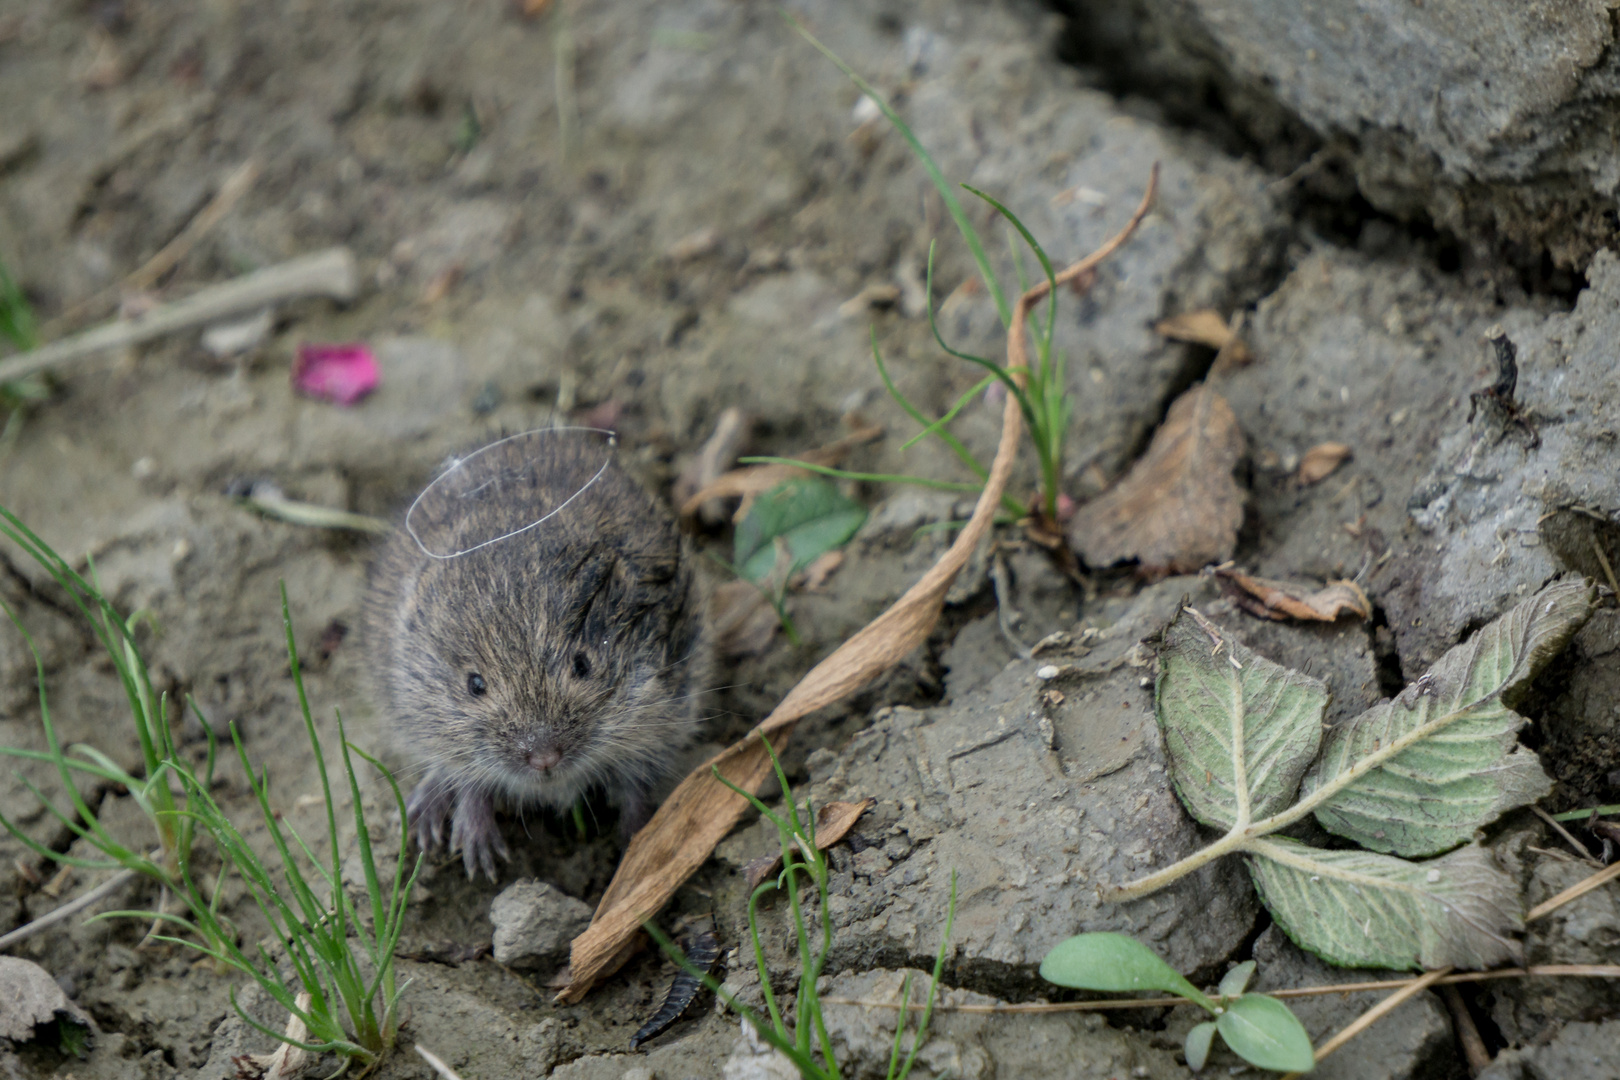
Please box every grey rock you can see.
[1478,1019,1620,1080]
[1064,0,1620,271]
[489,878,593,969]
[821,968,1186,1080]
[0,956,90,1043]
[790,579,1258,990]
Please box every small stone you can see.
[1035,664,1059,680]
[489,879,593,969]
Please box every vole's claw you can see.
[406,778,454,852]
[450,790,508,881]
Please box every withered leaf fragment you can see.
[1297,442,1352,485]
[1069,384,1246,576]
[1213,565,1371,622]
[1155,309,1232,348]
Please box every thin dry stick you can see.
[1278,967,1453,1080]
[1439,984,1490,1076]
[1526,858,1620,922]
[0,867,136,951]
[0,247,357,386]
[415,1045,467,1080]
[822,964,1620,1015]
[1532,805,1599,866]
[46,158,264,336]
[557,169,1160,1004]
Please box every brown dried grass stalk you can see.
[557,168,1159,1003]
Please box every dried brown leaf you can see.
[1155,309,1232,348]
[1298,442,1352,485]
[744,798,877,888]
[557,164,1159,1005]
[1213,565,1371,622]
[1068,384,1246,576]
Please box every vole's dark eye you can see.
[467,672,487,697]
[572,652,591,678]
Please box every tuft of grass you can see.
[648,732,955,1080]
[0,509,420,1071]
[783,21,1076,524]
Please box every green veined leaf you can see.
[1302,578,1595,856]
[1216,993,1315,1072]
[733,478,866,586]
[1155,605,1328,831]
[1039,932,1214,1011]
[1247,837,1522,970]
[1183,1021,1217,1072]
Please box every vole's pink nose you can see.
[528,747,562,772]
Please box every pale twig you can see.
[1278,968,1453,1079]
[0,247,357,385]
[1532,805,1600,867]
[46,158,262,332]
[0,868,136,951]
[415,1045,467,1080]
[821,964,1620,1015]
[1439,984,1490,1076]
[1526,859,1620,922]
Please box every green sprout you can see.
[774,22,1080,525]
[1041,933,1315,1074]
[0,509,420,1072]
[648,732,956,1080]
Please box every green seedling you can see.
[109,584,422,1070]
[723,477,867,644]
[1041,933,1315,1073]
[648,732,955,1080]
[1116,579,1596,972]
[0,508,419,1072]
[0,252,45,445]
[789,21,1081,525]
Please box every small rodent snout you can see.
[527,746,562,772]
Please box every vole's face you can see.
[396,554,692,809]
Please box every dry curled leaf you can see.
[1298,442,1352,485]
[1155,309,1232,348]
[1068,383,1246,576]
[709,580,780,659]
[1213,565,1371,622]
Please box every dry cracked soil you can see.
[0,1,1617,1078]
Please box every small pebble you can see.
[1036,664,1059,681]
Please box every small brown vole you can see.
[365,429,704,880]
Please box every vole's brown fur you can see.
[365,432,703,879]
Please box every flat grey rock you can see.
[489,878,593,969]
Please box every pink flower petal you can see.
[293,343,379,406]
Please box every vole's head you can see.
[383,524,699,810]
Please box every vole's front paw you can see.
[406,778,455,853]
[449,790,509,882]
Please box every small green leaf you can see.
[1216,994,1315,1072]
[1217,960,1255,998]
[1247,837,1522,970]
[1183,1020,1217,1072]
[1303,578,1594,856]
[1156,606,1328,831]
[1039,933,1214,1011]
[733,478,866,585]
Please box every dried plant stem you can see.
[558,173,1158,1004]
[1531,805,1599,866]
[1439,984,1490,1075]
[0,867,136,951]
[414,1046,467,1080]
[1278,967,1453,1079]
[1526,859,1620,922]
[821,964,1620,1015]
[0,247,357,385]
